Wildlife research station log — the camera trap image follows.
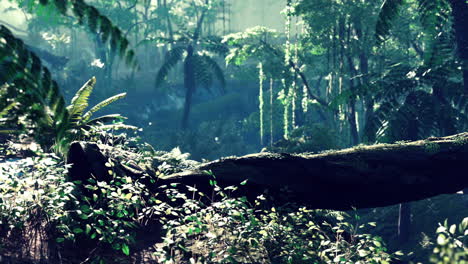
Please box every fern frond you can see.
[193,54,213,90]
[201,55,226,92]
[93,124,138,131]
[375,0,404,45]
[82,92,126,122]
[35,0,137,67]
[67,77,96,123]
[0,102,17,118]
[85,114,126,126]
[0,25,68,141]
[418,0,451,30]
[155,46,186,88]
[202,35,229,56]
[52,96,67,122]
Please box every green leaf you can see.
[85,224,92,234]
[358,249,369,257]
[121,243,130,256]
[73,227,84,234]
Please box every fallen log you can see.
[161,133,468,209]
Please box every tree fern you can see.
[201,54,226,92]
[155,46,186,87]
[154,1,227,129]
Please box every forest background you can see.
[0,0,467,263]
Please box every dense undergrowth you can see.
[0,134,466,263]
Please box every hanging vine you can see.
[280,78,289,139]
[258,62,265,145]
[269,78,274,147]
[282,0,294,139]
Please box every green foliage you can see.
[376,0,453,55]
[0,144,464,263]
[0,154,74,238]
[430,218,468,264]
[0,25,69,142]
[13,0,137,67]
[155,180,396,264]
[223,26,284,76]
[0,18,135,155]
[375,0,404,44]
[148,0,227,128]
[268,124,339,153]
[52,77,136,155]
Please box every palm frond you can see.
[82,92,127,122]
[155,46,186,88]
[375,0,404,45]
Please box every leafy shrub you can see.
[0,145,158,260]
[155,178,396,264]
[0,154,74,259]
[430,218,467,264]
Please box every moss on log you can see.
[162,133,468,209]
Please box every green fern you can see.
[0,19,135,156]
[53,77,136,154]
[375,0,404,44]
[1,25,68,143]
[67,77,96,119]
[17,0,137,67]
[155,46,187,88]
[82,92,127,122]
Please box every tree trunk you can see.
[182,45,195,129]
[162,132,468,210]
[68,133,468,211]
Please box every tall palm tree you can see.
[154,1,227,129]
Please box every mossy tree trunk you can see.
[161,133,468,210]
[68,133,468,210]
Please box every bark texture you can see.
[68,133,468,210]
[162,133,468,209]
